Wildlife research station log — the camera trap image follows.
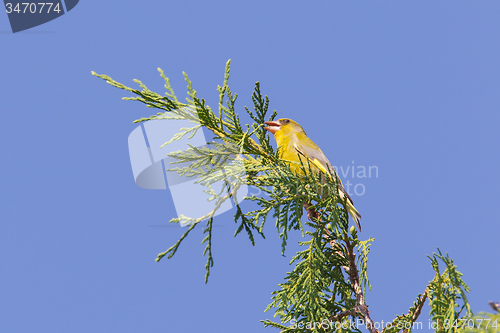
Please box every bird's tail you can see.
[345,199,362,232]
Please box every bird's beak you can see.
[264,121,281,134]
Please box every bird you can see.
[264,118,362,231]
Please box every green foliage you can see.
[94,61,482,333]
[263,216,374,332]
[382,293,427,333]
[93,60,278,283]
[92,60,357,287]
[381,250,474,333]
[427,249,472,333]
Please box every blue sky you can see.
[1,1,499,332]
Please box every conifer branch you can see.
[307,200,378,333]
[332,236,379,333]
[406,289,428,329]
[94,61,476,333]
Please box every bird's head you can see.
[264,119,305,138]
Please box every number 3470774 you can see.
[5,3,62,14]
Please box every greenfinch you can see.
[264,118,362,231]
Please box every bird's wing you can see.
[292,138,335,177]
[293,139,354,204]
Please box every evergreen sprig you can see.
[427,249,472,333]
[94,61,477,332]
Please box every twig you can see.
[490,301,500,313]
[402,289,428,333]
[344,238,379,333]
[329,309,360,322]
[304,203,380,333]
[344,238,363,304]
[411,289,428,323]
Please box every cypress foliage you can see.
[93,61,494,333]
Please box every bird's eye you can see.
[284,119,290,123]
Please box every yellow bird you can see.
[264,118,362,231]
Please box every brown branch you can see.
[344,238,363,304]
[411,289,428,323]
[331,236,379,333]
[401,288,429,333]
[304,203,379,333]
